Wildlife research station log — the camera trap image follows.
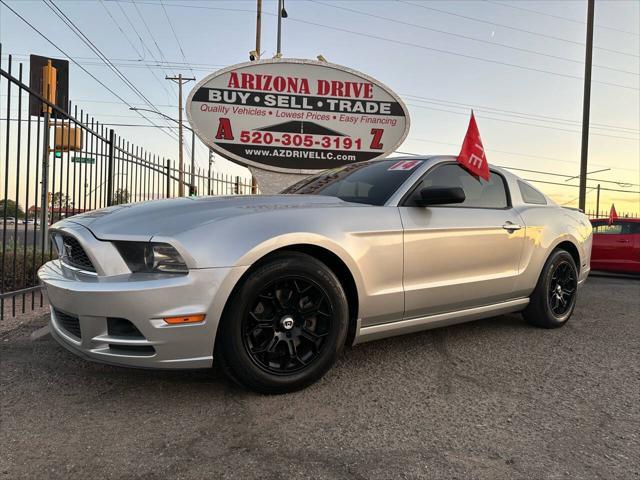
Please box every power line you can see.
[3,63,635,136]
[399,0,640,59]
[310,0,639,77]
[98,0,176,101]
[130,0,176,77]
[119,1,638,90]
[520,177,639,194]
[497,166,639,188]
[159,0,196,78]
[486,0,640,37]
[561,187,597,206]
[1,54,224,71]
[402,93,639,134]
[405,102,639,141]
[0,0,175,138]
[395,147,639,192]
[114,0,170,76]
[43,0,179,141]
[407,137,640,173]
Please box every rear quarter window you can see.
[518,181,547,205]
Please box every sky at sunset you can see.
[1,0,639,214]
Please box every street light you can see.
[129,107,196,194]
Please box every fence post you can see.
[106,129,115,206]
[235,176,241,194]
[40,109,50,245]
[165,159,171,198]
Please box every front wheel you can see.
[216,252,349,394]
[523,249,578,328]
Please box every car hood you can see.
[62,195,352,240]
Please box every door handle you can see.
[616,239,630,243]
[502,221,522,232]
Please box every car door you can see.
[590,221,631,271]
[591,220,640,272]
[616,222,640,270]
[399,163,525,319]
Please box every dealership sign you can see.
[186,59,410,174]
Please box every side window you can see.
[592,223,623,234]
[407,164,509,208]
[518,180,547,205]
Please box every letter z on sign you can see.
[388,160,422,171]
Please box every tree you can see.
[51,192,73,210]
[1,199,25,219]
[112,188,130,205]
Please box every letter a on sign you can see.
[215,118,234,140]
[457,111,489,181]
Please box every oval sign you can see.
[186,58,410,174]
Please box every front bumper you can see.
[39,259,246,369]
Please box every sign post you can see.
[186,58,410,193]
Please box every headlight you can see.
[115,242,188,274]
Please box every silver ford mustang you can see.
[39,156,592,393]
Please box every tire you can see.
[523,248,578,328]
[216,252,349,394]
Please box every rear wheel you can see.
[217,252,349,394]
[523,249,578,328]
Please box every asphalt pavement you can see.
[0,224,45,248]
[1,276,638,479]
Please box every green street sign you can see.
[71,156,95,164]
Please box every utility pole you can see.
[276,0,287,57]
[256,0,262,59]
[251,0,262,194]
[595,183,601,218]
[578,0,595,212]
[166,74,195,197]
[191,129,195,194]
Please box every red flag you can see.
[608,204,618,226]
[458,111,490,181]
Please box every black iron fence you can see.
[1,52,253,320]
[587,210,638,219]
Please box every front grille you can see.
[54,309,81,339]
[60,234,95,272]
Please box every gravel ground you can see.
[1,275,638,479]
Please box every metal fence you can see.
[586,210,638,219]
[1,52,253,320]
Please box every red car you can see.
[590,218,640,274]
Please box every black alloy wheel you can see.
[524,248,579,328]
[217,252,349,394]
[547,260,577,318]
[242,277,332,374]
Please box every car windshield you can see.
[280,159,424,206]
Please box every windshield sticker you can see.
[388,160,422,171]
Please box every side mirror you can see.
[416,187,465,206]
